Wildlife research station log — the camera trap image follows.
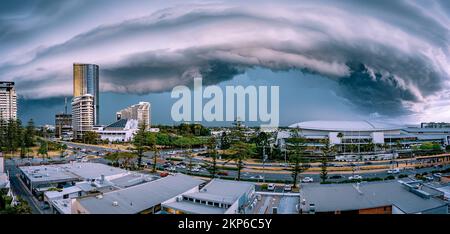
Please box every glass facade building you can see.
[73,63,99,125]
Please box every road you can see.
[55,141,450,185]
[5,160,44,214]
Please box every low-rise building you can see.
[19,162,128,198]
[0,156,10,190]
[95,118,139,142]
[46,172,158,214]
[71,173,205,214]
[162,179,255,214]
[299,180,448,214]
[277,120,450,157]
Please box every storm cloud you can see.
[1,0,449,118]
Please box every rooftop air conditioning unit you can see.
[176,196,183,202]
[112,201,119,206]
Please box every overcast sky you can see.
[2,0,450,126]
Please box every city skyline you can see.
[2,0,450,126]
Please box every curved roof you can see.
[289,120,403,132]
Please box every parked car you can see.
[160,172,169,177]
[433,173,443,178]
[387,168,400,174]
[284,184,292,192]
[218,171,228,176]
[302,177,314,183]
[168,166,177,172]
[191,168,200,172]
[250,175,264,180]
[349,175,363,180]
[267,183,275,191]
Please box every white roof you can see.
[184,179,254,205]
[45,186,82,199]
[52,199,72,214]
[20,162,128,183]
[76,174,204,214]
[289,120,403,132]
[0,173,9,189]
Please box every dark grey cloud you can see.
[1,0,450,119]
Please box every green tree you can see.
[287,130,308,188]
[228,141,255,181]
[58,143,68,157]
[396,140,402,151]
[133,123,148,168]
[204,136,219,178]
[107,152,137,169]
[105,152,120,167]
[37,140,48,159]
[185,145,194,174]
[82,131,100,144]
[146,132,159,172]
[320,139,335,183]
[5,119,21,154]
[337,132,344,153]
[254,131,269,159]
[24,119,36,147]
[220,132,231,150]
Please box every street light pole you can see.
[262,146,266,183]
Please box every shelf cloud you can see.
[1,0,449,118]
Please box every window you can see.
[63,194,69,199]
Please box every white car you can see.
[387,168,400,174]
[302,177,314,183]
[251,175,264,180]
[284,184,292,192]
[191,168,200,172]
[349,175,363,180]
[169,166,177,172]
[267,183,275,191]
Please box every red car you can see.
[217,171,228,176]
[160,172,169,177]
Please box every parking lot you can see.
[252,194,299,214]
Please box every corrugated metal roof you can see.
[289,120,403,131]
[77,174,204,214]
[163,201,227,214]
[300,181,447,213]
